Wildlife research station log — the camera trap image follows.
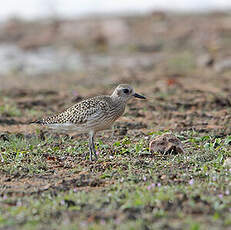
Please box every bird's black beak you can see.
[133,93,146,99]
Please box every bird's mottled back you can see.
[37,95,113,125]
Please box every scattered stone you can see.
[223,158,231,168]
[149,133,185,154]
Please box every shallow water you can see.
[0,44,161,76]
[0,44,83,75]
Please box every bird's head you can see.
[111,84,146,102]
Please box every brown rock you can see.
[149,133,185,154]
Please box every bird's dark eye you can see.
[123,89,129,94]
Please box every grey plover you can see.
[34,84,146,160]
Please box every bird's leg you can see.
[88,137,93,161]
[91,134,98,160]
[89,131,97,161]
[111,125,115,138]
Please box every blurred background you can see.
[1,0,231,20]
[0,0,231,133]
[0,0,231,80]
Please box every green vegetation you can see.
[0,132,230,230]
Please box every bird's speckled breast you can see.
[93,100,125,132]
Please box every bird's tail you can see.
[30,119,44,125]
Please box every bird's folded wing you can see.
[85,108,108,125]
[62,103,108,125]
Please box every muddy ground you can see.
[0,12,231,230]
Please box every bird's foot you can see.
[83,152,97,161]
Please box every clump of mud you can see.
[149,133,185,155]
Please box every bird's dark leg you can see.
[89,131,97,161]
[88,136,93,161]
[91,133,98,160]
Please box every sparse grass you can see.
[0,85,230,230]
[0,132,231,230]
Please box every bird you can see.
[33,84,146,161]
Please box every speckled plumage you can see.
[34,84,146,160]
[37,95,125,133]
